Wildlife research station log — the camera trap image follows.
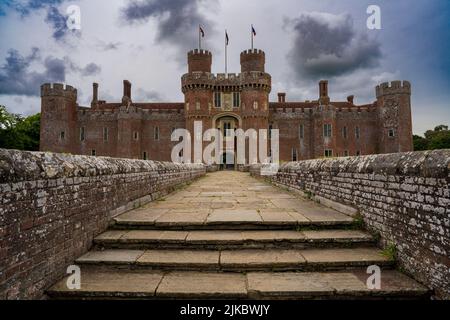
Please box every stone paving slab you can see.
[137,250,220,268]
[207,209,262,224]
[121,230,189,243]
[301,230,373,242]
[156,272,247,298]
[299,248,391,266]
[154,212,209,226]
[247,270,429,298]
[220,249,306,269]
[76,250,144,264]
[48,271,164,298]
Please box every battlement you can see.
[181,71,271,93]
[188,49,212,57]
[41,83,77,99]
[188,49,212,73]
[240,48,265,72]
[240,49,265,57]
[376,80,411,98]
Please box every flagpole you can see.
[251,25,254,50]
[199,25,201,50]
[225,30,228,75]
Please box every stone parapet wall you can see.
[251,150,450,299]
[0,149,205,299]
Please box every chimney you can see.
[319,80,330,104]
[122,80,132,105]
[347,95,354,104]
[123,80,131,99]
[92,83,98,101]
[278,92,286,103]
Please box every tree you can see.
[0,105,41,151]
[414,125,450,151]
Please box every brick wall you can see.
[251,150,450,299]
[0,149,205,299]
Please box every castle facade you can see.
[39,48,413,164]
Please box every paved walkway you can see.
[48,171,430,300]
[114,171,354,228]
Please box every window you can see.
[356,150,361,156]
[133,131,139,141]
[324,149,333,158]
[223,122,232,137]
[103,127,109,142]
[342,126,348,139]
[154,127,160,140]
[291,148,298,161]
[344,150,349,157]
[299,124,304,139]
[355,126,360,139]
[388,129,395,137]
[323,124,332,138]
[253,101,258,110]
[233,92,240,108]
[91,149,96,156]
[214,92,221,108]
[143,151,148,160]
[195,101,200,110]
[60,131,65,141]
[80,127,85,141]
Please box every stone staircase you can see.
[47,172,430,299]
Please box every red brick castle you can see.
[39,48,413,163]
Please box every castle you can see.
[39,48,413,165]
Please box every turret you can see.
[376,81,413,153]
[240,49,265,73]
[188,49,212,73]
[40,83,78,153]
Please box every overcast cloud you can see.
[0,0,449,135]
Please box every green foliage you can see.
[0,105,40,151]
[381,243,397,261]
[414,125,450,151]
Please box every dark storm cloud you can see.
[0,0,64,16]
[1,1,77,42]
[0,48,65,96]
[0,48,101,97]
[121,0,216,54]
[286,12,382,80]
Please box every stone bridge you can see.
[0,149,449,299]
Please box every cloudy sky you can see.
[0,0,449,135]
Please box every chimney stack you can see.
[93,83,98,101]
[278,92,286,103]
[122,80,132,105]
[347,95,354,104]
[319,80,330,104]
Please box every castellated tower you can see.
[239,49,271,131]
[376,81,413,153]
[40,83,78,153]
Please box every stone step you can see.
[111,206,355,230]
[74,248,394,272]
[94,229,375,250]
[47,269,430,300]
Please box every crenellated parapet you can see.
[181,71,271,93]
[41,83,77,100]
[376,81,411,98]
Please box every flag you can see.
[225,31,229,45]
[252,25,256,36]
[199,26,205,37]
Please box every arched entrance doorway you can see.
[212,113,241,170]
